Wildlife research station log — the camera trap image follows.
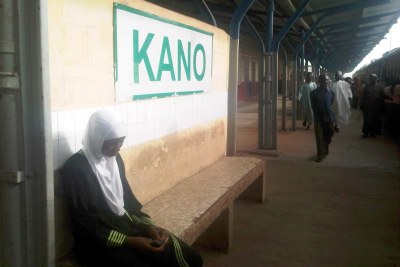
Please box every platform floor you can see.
[200,100,400,267]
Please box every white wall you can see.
[52,91,227,170]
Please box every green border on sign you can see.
[113,5,118,81]
[133,90,204,100]
[113,3,213,101]
[114,3,213,36]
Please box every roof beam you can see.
[301,0,390,17]
[328,33,381,44]
[318,10,400,30]
[326,21,391,36]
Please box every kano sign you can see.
[113,4,213,101]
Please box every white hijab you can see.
[82,109,126,216]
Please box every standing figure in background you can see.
[310,74,336,163]
[344,77,356,108]
[298,72,317,130]
[383,78,400,138]
[352,77,363,108]
[359,73,385,138]
[328,71,353,132]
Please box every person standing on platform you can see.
[387,79,400,138]
[359,73,385,138]
[298,72,317,130]
[328,71,353,132]
[352,76,363,108]
[310,74,336,163]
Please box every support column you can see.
[0,0,54,266]
[0,0,26,265]
[263,51,278,151]
[242,16,265,151]
[261,0,310,147]
[292,57,298,131]
[260,0,280,153]
[280,46,288,132]
[227,38,240,156]
[226,0,256,156]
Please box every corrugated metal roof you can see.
[146,0,400,73]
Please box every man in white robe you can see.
[328,71,352,132]
[298,72,317,129]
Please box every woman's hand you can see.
[124,236,166,254]
[146,225,169,244]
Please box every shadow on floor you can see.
[200,101,400,267]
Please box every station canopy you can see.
[147,0,400,73]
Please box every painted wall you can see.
[49,0,230,258]
[49,0,230,201]
[49,0,229,202]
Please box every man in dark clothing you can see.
[359,73,385,138]
[310,74,336,162]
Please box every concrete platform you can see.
[200,100,400,266]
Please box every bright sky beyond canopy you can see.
[344,17,400,77]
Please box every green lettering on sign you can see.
[193,44,206,81]
[177,40,191,81]
[133,29,155,83]
[157,36,176,81]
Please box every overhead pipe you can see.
[282,0,312,33]
[199,0,217,27]
[294,14,326,57]
[227,0,255,156]
[272,0,311,50]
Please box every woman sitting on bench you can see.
[60,109,203,267]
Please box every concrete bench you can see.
[56,156,265,266]
[143,156,266,252]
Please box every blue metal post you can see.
[243,15,266,150]
[292,57,298,130]
[301,30,305,80]
[280,45,288,132]
[227,0,255,156]
[263,0,275,150]
[261,0,310,151]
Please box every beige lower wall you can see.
[54,118,226,259]
[51,0,229,258]
[120,119,226,203]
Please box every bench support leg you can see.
[193,203,233,253]
[239,173,265,203]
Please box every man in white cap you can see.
[328,71,353,132]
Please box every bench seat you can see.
[57,156,266,266]
[143,156,266,252]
